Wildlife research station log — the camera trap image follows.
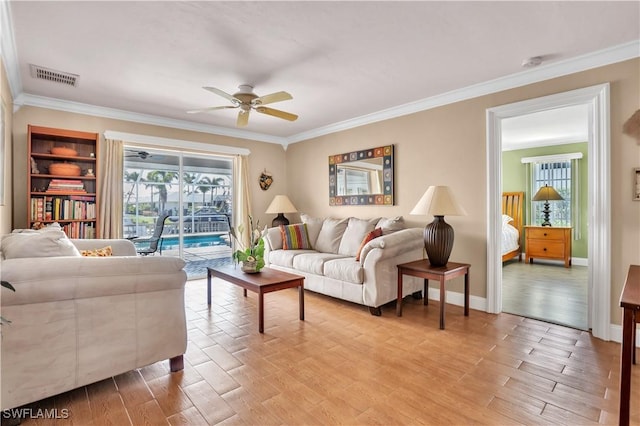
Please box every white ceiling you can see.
[3,1,639,146]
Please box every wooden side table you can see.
[397,260,470,329]
[619,264,639,426]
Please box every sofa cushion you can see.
[355,227,383,261]
[314,218,348,254]
[292,252,349,275]
[323,257,364,284]
[280,224,312,250]
[1,230,81,259]
[264,227,283,251]
[300,213,324,248]
[376,216,405,234]
[338,217,379,256]
[268,248,315,268]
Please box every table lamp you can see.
[410,186,467,267]
[532,184,563,226]
[266,195,298,227]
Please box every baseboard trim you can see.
[426,288,638,347]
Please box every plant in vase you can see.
[230,216,266,273]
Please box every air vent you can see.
[29,64,79,87]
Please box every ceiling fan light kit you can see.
[188,85,298,127]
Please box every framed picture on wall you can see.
[634,168,640,201]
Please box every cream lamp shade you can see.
[265,195,298,227]
[410,186,466,266]
[532,184,563,226]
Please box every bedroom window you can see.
[532,160,572,226]
[521,152,583,229]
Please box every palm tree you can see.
[146,171,178,214]
[123,170,140,210]
[197,177,212,206]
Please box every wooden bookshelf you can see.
[28,125,100,238]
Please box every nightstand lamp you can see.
[266,195,298,227]
[410,186,467,267]
[532,184,563,227]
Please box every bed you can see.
[502,191,524,262]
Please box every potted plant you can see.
[230,216,266,273]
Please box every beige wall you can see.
[286,58,640,326]
[6,59,640,326]
[1,59,13,235]
[11,108,287,231]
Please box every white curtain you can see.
[99,139,124,238]
[233,154,252,248]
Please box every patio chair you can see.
[128,213,170,256]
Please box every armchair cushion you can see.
[1,230,81,259]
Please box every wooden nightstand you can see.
[524,226,572,268]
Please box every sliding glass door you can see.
[123,146,233,278]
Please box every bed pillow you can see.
[502,214,514,226]
[1,230,81,259]
[355,228,383,261]
[280,224,312,250]
[80,246,113,257]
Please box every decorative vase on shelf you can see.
[241,260,259,274]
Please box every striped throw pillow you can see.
[280,224,312,250]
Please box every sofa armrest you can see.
[71,239,137,256]
[359,228,424,265]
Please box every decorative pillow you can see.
[355,228,383,261]
[80,246,113,257]
[1,230,81,259]
[502,214,514,226]
[314,218,349,254]
[338,217,379,256]
[376,216,405,234]
[300,213,324,248]
[280,224,312,250]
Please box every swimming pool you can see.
[132,233,230,250]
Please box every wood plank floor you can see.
[502,260,588,330]
[16,277,640,425]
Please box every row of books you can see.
[47,179,86,193]
[30,196,96,221]
[62,222,96,239]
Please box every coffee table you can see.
[207,265,305,333]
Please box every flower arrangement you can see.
[230,216,266,273]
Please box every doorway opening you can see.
[486,83,611,341]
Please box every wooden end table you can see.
[397,260,470,329]
[207,265,305,333]
[619,264,639,426]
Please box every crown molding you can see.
[13,93,284,144]
[283,39,640,145]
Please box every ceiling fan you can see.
[125,150,154,160]
[187,85,298,127]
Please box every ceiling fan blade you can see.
[252,91,292,106]
[186,105,237,114]
[255,106,298,122]
[237,110,250,127]
[203,87,240,104]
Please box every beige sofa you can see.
[264,215,424,315]
[0,232,187,411]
